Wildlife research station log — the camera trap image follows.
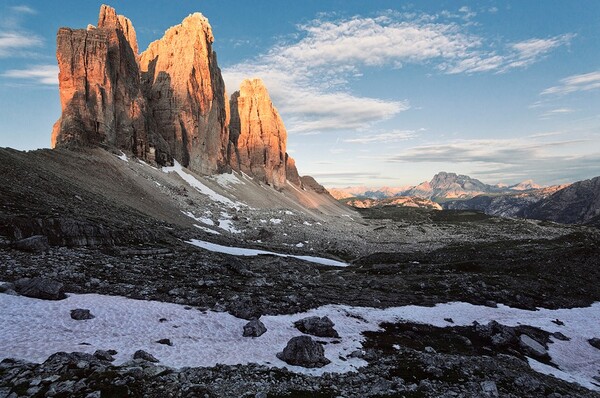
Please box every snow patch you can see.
[218,212,242,234]
[182,211,214,226]
[0,293,598,389]
[186,239,348,267]
[116,152,128,162]
[194,225,220,235]
[163,161,244,209]
[270,218,282,225]
[210,173,243,187]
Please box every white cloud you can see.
[540,108,575,118]
[386,137,600,184]
[444,34,574,74]
[541,70,600,95]
[388,138,585,165]
[10,5,36,14]
[344,129,420,144]
[0,31,42,57]
[2,65,58,85]
[224,12,573,135]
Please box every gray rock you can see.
[133,350,159,363]
[480,380,499,397]
[276,336,331,368]
[293,316,339,338]
[0,282,15,293]
[13,235,50,253]
[14,277,66,300]
[588,338,600,350]
[519,334,547,357]
[515,374,542,392]
[156,338,173,346]
[93,350,115,362]
[70,309,95,320]
[243,318,267,337]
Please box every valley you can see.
[1,4,599,398]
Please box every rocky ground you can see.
[1,148,600,397]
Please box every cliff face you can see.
[229,78,298,189]
[52,5,310,190]
[51,5,150,159]
[139,13,229,174]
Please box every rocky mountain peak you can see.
[51,5,319,194]
[510,179,542,191]
[229,78,298,189]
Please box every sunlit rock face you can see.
[52,5,152,160]
[229,78,297,189]
[52,5,308,187]
[139,12,230,174]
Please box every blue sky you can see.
[1,1,599,187]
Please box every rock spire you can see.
[52,5,305,188]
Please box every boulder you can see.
[133,350,159,363]
[243,318,267,337]
[70,309,95,320]
[293,316,339,338]
[156,338,173,346]
[480,380,499,397]
[519,334,547,357]
[13,235,49,253]
[93,350,115,362]
[14,277,66,300]
[276,336,330,368]
[588,338,600,350]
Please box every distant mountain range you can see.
[521,176,600,225]
[331,172,550,202]
[332,172,600,227]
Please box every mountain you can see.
[329,186,410,200]
[51,5,301,190]
[443,185,568,217]
[521,176,600,224]
[509,179,542,191]
[343,196,442,210]
[332,174,547,202]
[403,172,502,200]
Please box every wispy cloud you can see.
[2,65,58,85]
[541,70,600,95]
[540,108,575,118]
[388,138,585,165]
[224,11,573,135]
[444,34,574,74]
[387,137,600,184]
[10,5,36,14]
[344,129,420,144]
[0,5,42,57]
[0,31,42,57]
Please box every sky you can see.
[0,1,599,188]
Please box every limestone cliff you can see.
[51,5,152,159]
[52,5,315,192]
[139,13,229,174]
[229,78,299,189]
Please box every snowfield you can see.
[163,161,245,209]
[186,239,348,267]
[0,292,599,390]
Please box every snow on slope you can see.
[186,239,348,267]
[163,161,245,209]
[0,292,598,389]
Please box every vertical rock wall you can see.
[52,5,304,188]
